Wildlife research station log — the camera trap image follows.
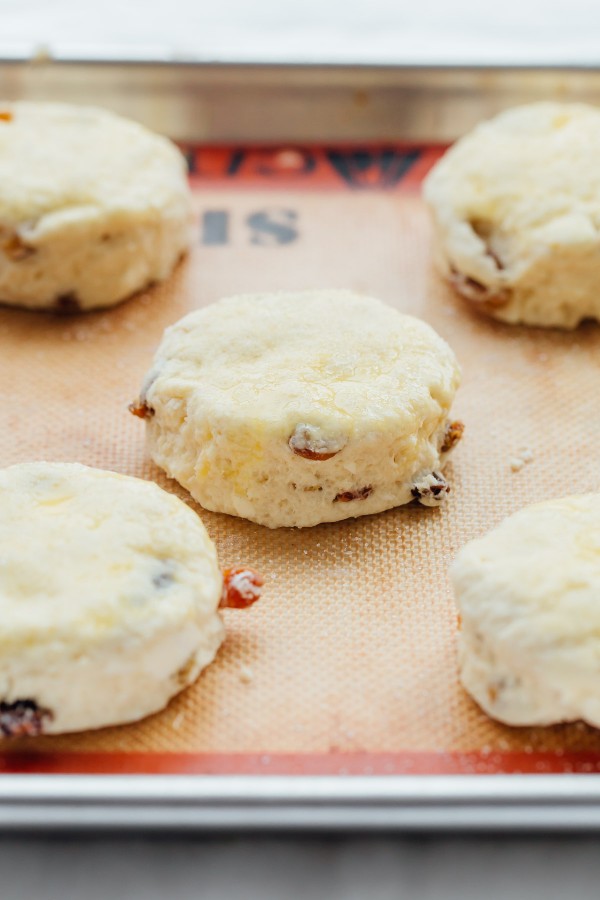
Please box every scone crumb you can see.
[509,447,534,472]
[171,711,185,731]
[239,664,254,684]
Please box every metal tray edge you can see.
[3,62,600,141]
[2,774,600,830]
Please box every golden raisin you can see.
[0,700,51,738]
[334,486,373,502]
[128,400,154,419]
[292,446,339,461]
[441,420,465,454]
[288,425,344,461]
[3,232,34,261]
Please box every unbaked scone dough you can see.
[0,102,192,311]
[424,102,600,328]
[453,494,600,728]
[132,290,463,528]
[0,462,224,736]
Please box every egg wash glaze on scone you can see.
[131,290,463,528]
[424,102,600,328]
[0,463,261,737]
[453,494,600,728]
[0,102,192,312]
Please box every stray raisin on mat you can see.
[0,700,52,738]
[220,567,264,609]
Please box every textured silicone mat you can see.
[2,144,600,776]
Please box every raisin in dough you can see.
[133,290,462,528]
[424,102,600,328]
[453,494,600,728]
[0,102,192,311]
[0,462,224,736]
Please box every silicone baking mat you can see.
[2,143,600,776]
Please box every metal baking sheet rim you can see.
[1,62,600,831]
[2,60,600,142]
[2,775,600,830]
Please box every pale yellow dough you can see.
[0,102,192,311]
[424,102,600,328]
[139,290,462,528]
[453,494,600,728]
[0,463,224,735]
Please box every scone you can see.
[130,290,463,528]
[0,102,192,311]
[0,462,261,737]
[452,495,600,728]
[424,102,600,328]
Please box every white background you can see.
[2,1,600,896]
[2,0,600,65]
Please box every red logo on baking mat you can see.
[182,144,447,191]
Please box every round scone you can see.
[0,102,192,311]
[424,102,600,328]
[453,494,600,728]
[0,462,232,737]
[131,290,463,528]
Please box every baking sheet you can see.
[2,143,600,779]
[5,63,600,145]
